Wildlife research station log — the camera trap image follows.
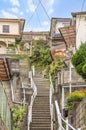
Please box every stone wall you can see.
[76,97,86,130]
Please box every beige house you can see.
[23,31,49,42]
[0,18,25,52]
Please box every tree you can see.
[72,42,86,80]
[30,39,52,70]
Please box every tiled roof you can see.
[59,25,76,48]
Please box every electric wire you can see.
[26,1,40,26]
[32,0,42,27]
[38,0,51,21]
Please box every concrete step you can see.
[33,105,50,108]
[32,118,51,122]
[32,112,50,116]
[30,123,51,127]
[33,102,49,104]
[30,126,51,130]
[36,96,49,98]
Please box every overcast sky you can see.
[0,0,86,31]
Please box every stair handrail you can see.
[28,71,37,130]
[49,75,54,130]
[31,65,35,76]
[55,100,76,130]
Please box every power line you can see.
[26,1,40,26]
[81,0,86,10]
[32,0,42,27]
[38,0,51,21]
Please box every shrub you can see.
[71,43,86,80]
[12,105,26,129]
[66,90,86,110]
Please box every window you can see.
[3,25,9,33]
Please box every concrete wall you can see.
[76,14,86,48]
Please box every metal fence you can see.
[58,68,85,84]
[0,81,11,130]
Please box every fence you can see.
[58,68,85,84]
[0,81,11,130]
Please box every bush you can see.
[72,43,86,80]
[66,90,86,110]
[12,105,26,129]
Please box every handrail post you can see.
[55,100,62,130]
[32,65,35,76]
[66,118,68,130]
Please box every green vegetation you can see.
[12,105,26,130]
[10,39,64,87]
[72,43,86,80]
[30,39,64,86]
[65,90,86,110]
[30,39,52,71]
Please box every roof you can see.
[23,31,49,35]
[0,34,20,38]
[51,17,71,21]
[0,18,25,22]
[71,11,86,17]
[59,25,76,48]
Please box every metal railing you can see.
[58,68,85,85]
[0,81,11,130]
[50,76,54,130]
[55,100,77,130]
[28,71,37,130]
[0,49,18,54]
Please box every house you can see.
[23,31,49,43]
[49,18,71,46]
[0,18,25,52]
[72,11,86,48]
[49,18,71,60]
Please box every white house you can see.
[72,11,86,48]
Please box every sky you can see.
[0,0,86,31]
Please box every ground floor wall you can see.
[0,37,15,47]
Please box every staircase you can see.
[0,58,9,81]
[30,73,51,130]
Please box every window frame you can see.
[3,25,10,33]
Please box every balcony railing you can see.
[0,48,18,54]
